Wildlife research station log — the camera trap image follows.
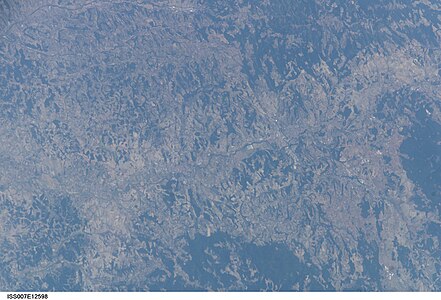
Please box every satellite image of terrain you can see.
[0,0,440,292]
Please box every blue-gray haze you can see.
[0,0,440,291]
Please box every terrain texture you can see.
[0,0,440,291]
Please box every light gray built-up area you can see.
[0,0,440,291]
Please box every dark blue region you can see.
[375,88,441,212]
[393,239,417,279]
[42,265,84,292]
[200,0,436,92]
[342,234,382,291]
[400,108,441,211]
[83,229,383,291]
[178,232,332,291]
[0,194,87,291]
